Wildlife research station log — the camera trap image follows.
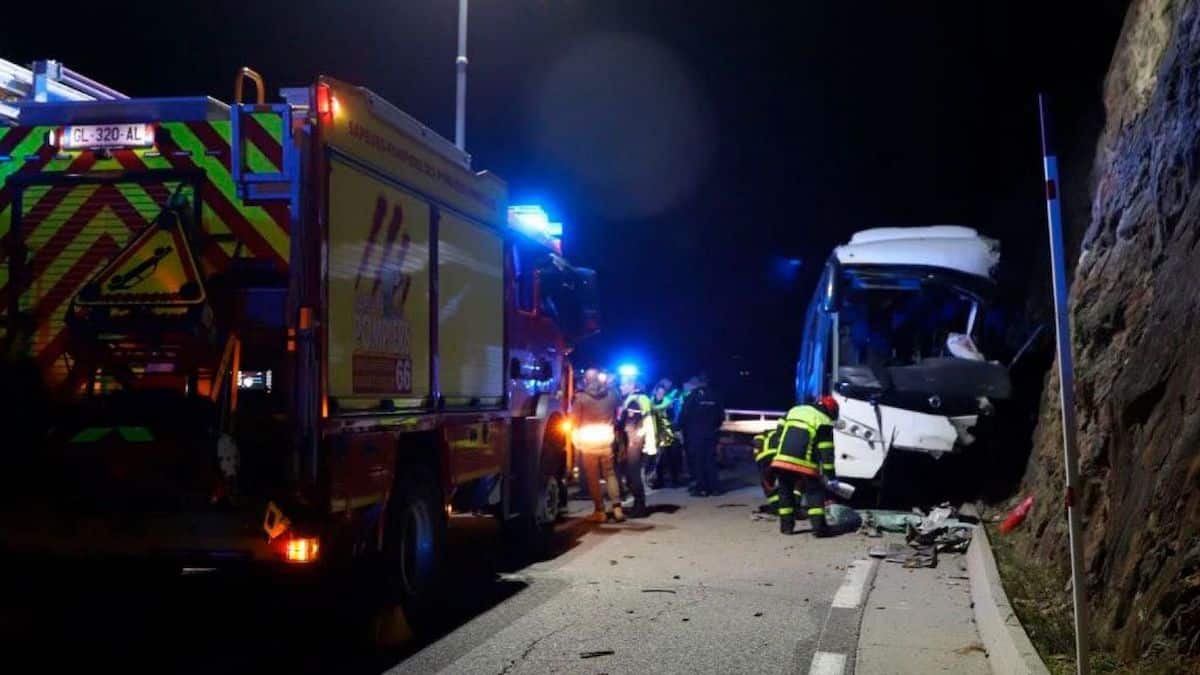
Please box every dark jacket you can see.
[680,385,724,439]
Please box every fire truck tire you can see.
[503,420,565,558]
[383,464,447,618]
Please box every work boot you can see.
[611,505,626,523]
[780,516,795,535]
[628,500,649,519]
[811,517,831,538]
[587,510,607,524]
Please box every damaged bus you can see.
[796,226,1012,485]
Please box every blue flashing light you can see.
[508,205,565,253]
[509,204,551,233]
[617,363,639,378]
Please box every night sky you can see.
[5,0,1129,406]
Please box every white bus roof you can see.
[834,226,999,281]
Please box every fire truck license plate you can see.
[62,123,154,149]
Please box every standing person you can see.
[617,374,653,518]
[770,395,839,536]
[681,375,724,497]
[571,368,624,523]
[650,379,683,489]
[679,377,700,487]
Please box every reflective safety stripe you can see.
[756,427,784,464]
[780,420,816,436]
[772,453,818,469]
[778,507,795,516]
[770,460,818,476]
[70,426,111,443]
[778,404,836,477]
[117,426,154,442]
[767,494,780,504]
[786,405,832,429]
[807,507,825,516]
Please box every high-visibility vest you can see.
[623,392,658,455]
[754,428,783,464]
[769,404,835,476]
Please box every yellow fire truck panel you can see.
[327,157,431,408]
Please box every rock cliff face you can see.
[1019,0,1200,658]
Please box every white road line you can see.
[808,651,847,675]
[831,559,872,609]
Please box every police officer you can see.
[769,395,839,536]
[681,375,724,497]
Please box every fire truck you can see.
[0,60,598,614]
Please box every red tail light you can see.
[315,83,333,119]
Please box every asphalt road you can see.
[0,455,880,674]
[390,456,877,675]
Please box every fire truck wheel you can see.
[503,422,564,558]
[537,421,568,526]
[383,464,447,617]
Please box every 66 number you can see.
[395,358,413,393]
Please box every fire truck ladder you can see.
[0,57,128,125]
[229,67,296,204]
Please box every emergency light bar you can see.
[509,204,551,232]
[508,204,564,253]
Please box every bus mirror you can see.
[821,262,841,313]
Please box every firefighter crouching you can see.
[768,395,839,536]
[753,429,801,515]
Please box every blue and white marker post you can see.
[1038,93,1090,675]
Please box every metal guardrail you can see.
[720,408,786,436]
[723,408,786,422]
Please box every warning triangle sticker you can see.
[77,212,205,307]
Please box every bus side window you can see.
[797,283,824,402]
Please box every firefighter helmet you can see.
[816,394,839,420]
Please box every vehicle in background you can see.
[0,60,598,618]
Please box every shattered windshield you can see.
[837,270,981,370]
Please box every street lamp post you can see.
[455,0,468,151]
